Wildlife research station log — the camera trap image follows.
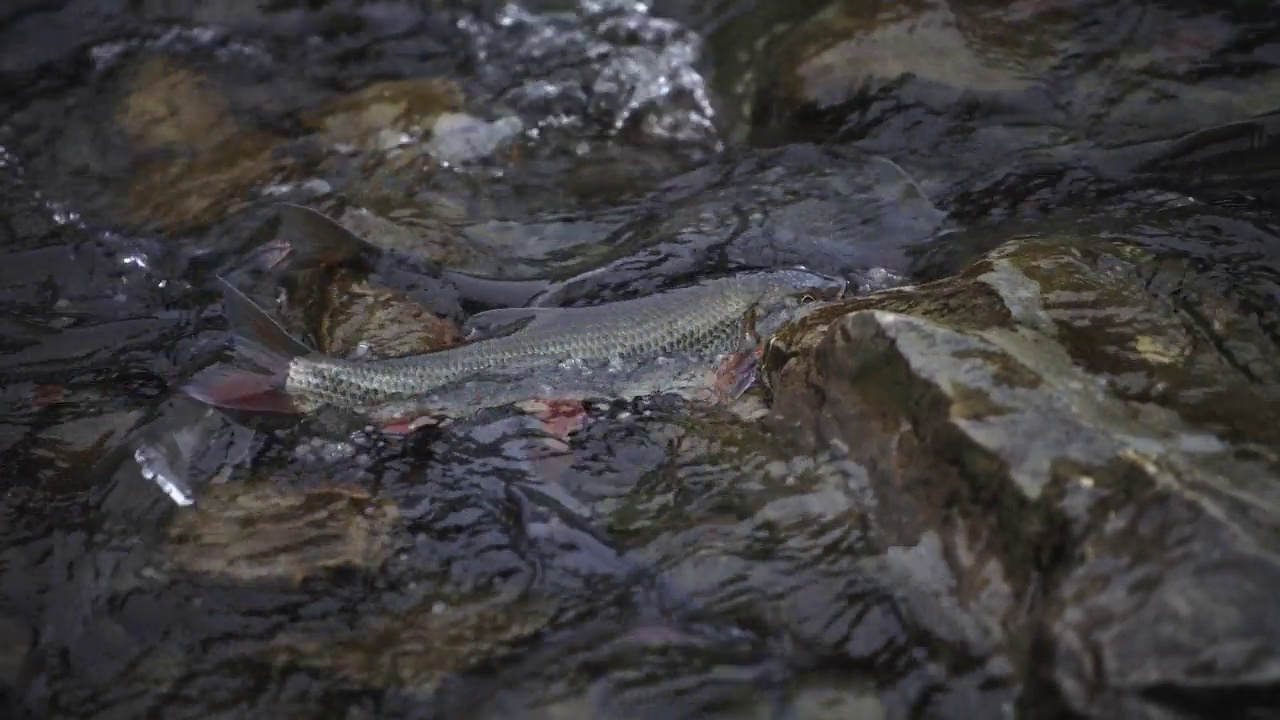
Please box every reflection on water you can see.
[0,0,1278,718]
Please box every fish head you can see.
[748,267,849,339]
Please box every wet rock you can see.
[329,201,481,273]
[583,403,1020,717]
[427,112,525,165]
[730,0,1065,157]
[724,0,1280,219]
[263,593,553,694]
[744,0,1280,151]
[309,78,464,153]
[165,481,399,584]
[764,228,1280,718]
[764,1,1041,114]
[314,277,463,359]
[117,57,292,231]
[529,143,942,305]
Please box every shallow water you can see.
[1,1,1278,718]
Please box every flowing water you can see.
[1,1,1278,718]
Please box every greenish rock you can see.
[764,231,1280,718]
[309,78,464,153]
[165,481,400,584]
[116,56,292,232]
[725,0,1280,193]
[261,588,557,695]
[309,275,463,360]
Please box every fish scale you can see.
[281,268,842,411]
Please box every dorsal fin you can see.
[273,202,380,269]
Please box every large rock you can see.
[718,0,1280,216]
[763,227,1280,718]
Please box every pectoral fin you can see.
[462,307,580,341]
[516,398,588,442]
[714,350,762,401]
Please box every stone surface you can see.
[764,227,1280,718]
[116,57,291,231]
[165,481,400,584]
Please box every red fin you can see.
[379,414,447,435]
[519,398,588,442]
[181,366,298,414]
[714,350,761,401]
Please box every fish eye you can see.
[800,294,815,304]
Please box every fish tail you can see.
[182,366,299,413]
[269,202,378,271]
[181,277,311,414]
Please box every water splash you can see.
[89,25,270,72]
[459,0,721,150]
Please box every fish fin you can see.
[516,398,588,442]
[216,276,312,374]
[379,414,448,435]
[441,271,552,309]
[274,202,379,270]
[181,365,299,414]
[714,350,761,401]
[255,237,294,270]
[461,307,577,341]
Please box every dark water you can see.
[1,0,1278,718]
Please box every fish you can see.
[182,267,847,423]
[365,350,763,433]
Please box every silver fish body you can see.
[364,350,761,427]
[282,268,845,411]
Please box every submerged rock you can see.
[262,589,555,694]
[313,277,463,360]
[309,78,464,153]
[720,0,1280,220]
[117,56,291,232]
[165,481,399,584]
[763,223,1280,718]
